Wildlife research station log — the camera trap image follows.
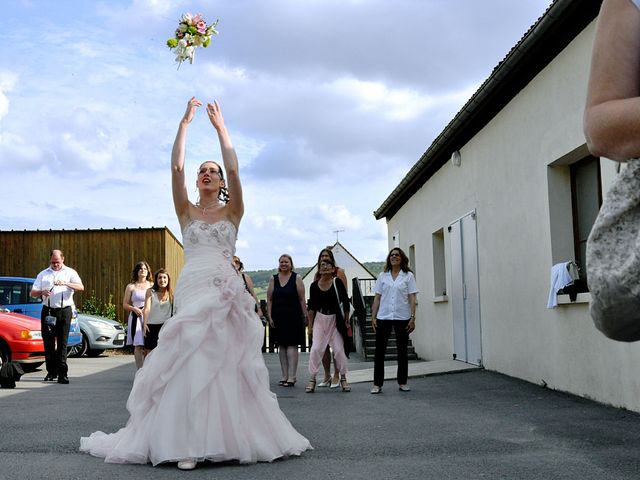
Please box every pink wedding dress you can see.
[80,219,311,465]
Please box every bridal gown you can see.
[80,219,311,465]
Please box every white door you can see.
[448,211,482,366]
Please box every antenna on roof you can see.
[333,229,344,242]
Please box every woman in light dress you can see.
[123,261,153,369]
[80,98,311,470]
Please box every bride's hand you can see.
[206,100,225,131]
[182,97,202,124]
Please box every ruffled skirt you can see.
[80,258,311,465]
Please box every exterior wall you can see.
[386,21,640,411]
[0,228,184,323]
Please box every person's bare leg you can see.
[286,346,298,384]
[319,347,331,385]
[278,347,288,383]
[134,346,144,369]
[331,352,340,386]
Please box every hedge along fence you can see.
[0,228,184,324]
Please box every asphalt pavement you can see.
[1,352,640,480]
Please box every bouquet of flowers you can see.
[166,13,218,67]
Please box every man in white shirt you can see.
[31,249,84,384]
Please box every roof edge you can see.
[374,0,601,221]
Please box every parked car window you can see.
[25,280,42,304]
[0,281,22,306]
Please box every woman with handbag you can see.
[305,258,351,393]
[313,248,349,388]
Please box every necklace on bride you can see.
[196,200,219,215]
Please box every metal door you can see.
[448,211,482,366]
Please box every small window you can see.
[570,156,602,281]
[409,245,416,278]
[432,229,446,297]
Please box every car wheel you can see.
[69,333,89,358]
[0,341,9,367]
[86,348,105,357]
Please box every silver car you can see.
[69,313,126,357]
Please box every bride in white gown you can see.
[80,98,312,470]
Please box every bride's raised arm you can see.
[206,100,244,227]
[172,97,202,227]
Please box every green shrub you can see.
[81,292,117,320]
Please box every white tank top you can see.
[147,291,172,325]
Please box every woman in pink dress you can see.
[80,98,311,470]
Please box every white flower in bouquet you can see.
[166,12,219,68]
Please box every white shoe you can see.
[398,385,411,392]
[177,459,197,470]
[317,379,331,387]
[370,385,382,394]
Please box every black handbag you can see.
[0,361,24,389]
[332,279,353,357]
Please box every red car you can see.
[0,311,45,372]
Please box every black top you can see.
[308,278,350,316]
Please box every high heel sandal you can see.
[305,378,316,393]
[317,377,331,388]
[339,376,351,392]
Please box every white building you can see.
[374,0,640,412]
[302,241,376,298]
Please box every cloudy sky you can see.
[0,0,553,270]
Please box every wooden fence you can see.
[0,228,184,323]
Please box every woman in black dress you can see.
[267,254,308,386]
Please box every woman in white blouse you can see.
[370,248,418,394]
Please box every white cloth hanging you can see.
[547,262,573,308]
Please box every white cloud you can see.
[317,204,363,230]
[204,63,248,83]
[330,77,434,121]
[329,76,481,122]
[71,42,100,58]
[0,132,46,169]
[0,71,17,90]
[0,91,8,121]
[0,71,18,121]
[0,0,554,268]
